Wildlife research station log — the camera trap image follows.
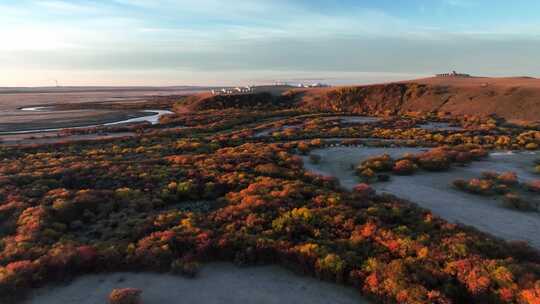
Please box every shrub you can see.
[503,193,537,211]
[2,260,38,288]
[526,142,539,150]
[526,180,540,193]
[358,154,394,172]
[115,188,141,201]
[255,163,282,176]
[4,111,540,304]
[177,180,196,199]
[466,178,494,195]
[453,179,467,190]
[481,171,499,180]
[109,288,142,304]
[171,258,200,278]
[497,172,518,185]
[470,148,488,159]
[297,142,310,154]
[272,207,315,233]
[493,184,511,195]
[393,159,417,175]
[75,245,98,267]
[316,254,345,282]
[353,183,376,200]
[357,168,377,183]
[417,151,450,171]
[455,152,472,164]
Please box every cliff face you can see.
[296,77,540,123]
[178,92,294,112]
[177,77,540,123]
[296,83,428,115]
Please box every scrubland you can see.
[2,78,540,303]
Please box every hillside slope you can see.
[174,92,295,113]
[296,77,540,123]
[176,77,540,123]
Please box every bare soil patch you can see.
[24,263,369,304]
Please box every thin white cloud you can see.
[2,0,539,52]
[443,0,479,7]
[1,0,539,86]
[34,0,99,13]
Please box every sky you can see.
[1,0,540,86]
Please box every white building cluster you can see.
[296,83,330,88]
[436,71,471,78]
[210,82,331,96]
[212,86,253,95]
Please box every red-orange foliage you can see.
[353,183,376,199]
[0,114,539,304]
[519,282,540,304]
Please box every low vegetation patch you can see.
[1,107,540,304]
[453,171,540,211]
[354,146,489,183]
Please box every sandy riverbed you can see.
[0,132,136,146]
[24,263,369,304]
[0,87,199,133]
[303,147,540,248]
[0,109,147,133]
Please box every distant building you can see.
[436,71,471,78]
[210,82,330,96]
[297,83,331,88]
[212,86,253,96]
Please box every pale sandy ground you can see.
[24,263,369,304]
[0,132,135,146]
[0,110,180,146]
[0,88,204,111]
[0,109,117,124]
[0,110,173,143]
[0,108,174,133]
[417,122,463,131]
[0,87,199,133]
[337,116,381,124]
[0,109,143,133]
[303,147,540,248]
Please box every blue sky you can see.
[1,0,539,86]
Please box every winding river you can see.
[1,107,174,135]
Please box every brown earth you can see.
[176,92,293,112]
[294,76,540,123]
[180,76,540,124]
